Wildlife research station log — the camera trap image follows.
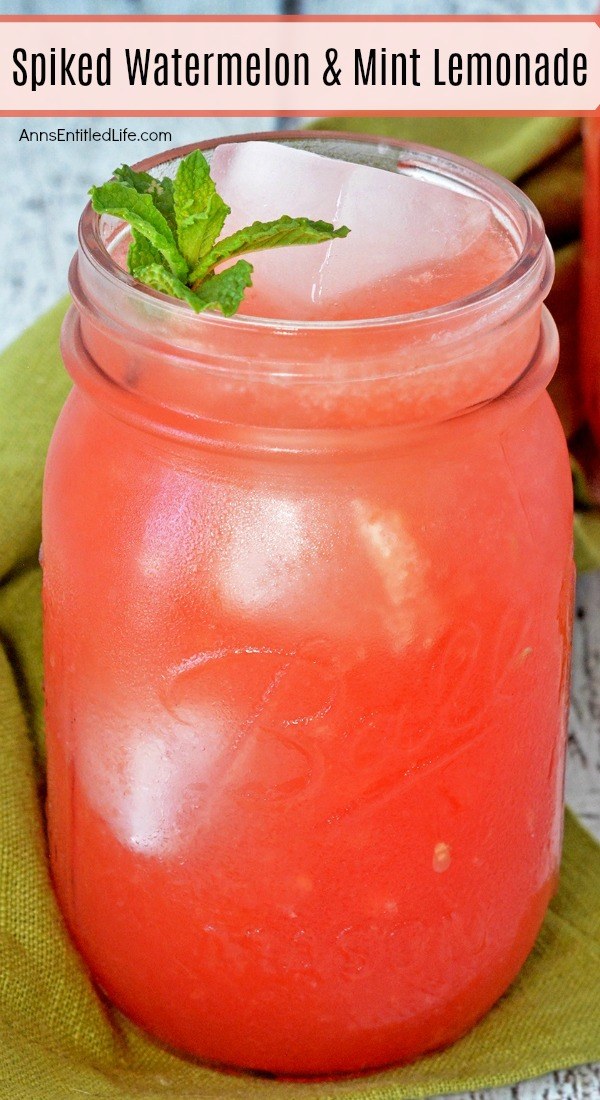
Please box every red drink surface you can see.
[43,141,572,1075]
[242,220,515,320]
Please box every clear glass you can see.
[43,132,574,1076]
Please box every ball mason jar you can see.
[43,133,574,1076]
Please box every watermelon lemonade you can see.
[43,133,573,1074]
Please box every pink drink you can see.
[44,134,573,1074]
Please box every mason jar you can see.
[43,132,573,1076]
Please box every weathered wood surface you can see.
[1,116,278,349]
[1,0,595,14]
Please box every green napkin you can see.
[3,117,600,1100]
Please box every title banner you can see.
[2,16,600,116]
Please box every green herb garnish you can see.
[90,149,350,316]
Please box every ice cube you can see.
[352,500,444,652]
[219,493,305,612]
[210,141,496,319]
[78,706,225,856]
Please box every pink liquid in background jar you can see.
[581,115,600,444]
[43,133,573,1075]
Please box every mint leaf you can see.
[114,164,157,193]
[189,216,350,285]
[90,180,187,280]
[136,258,253,316]
[173,149,230,269]
[193,260,253,316]
[127,229,163,277]
[114,165,175,212]
[114,164,177,234]
[134,263,206,312]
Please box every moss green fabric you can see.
[3,117,600,1099]
[313,116,580,181]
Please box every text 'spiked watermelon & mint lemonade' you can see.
[42,133,573,1075]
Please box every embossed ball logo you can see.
[164,641,342,804]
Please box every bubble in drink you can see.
[210,141,516,320]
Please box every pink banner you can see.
[1,16,599,116]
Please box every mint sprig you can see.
[90,181,187,280]
[136,260,253,317]
[172,148,230,269]
[114,165,177,233]
[188,216,350,287]
[89,148,350,316]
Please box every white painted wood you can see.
[0,1,281,14]
[0,117,276,349]
[2,0,596,12]
[291,0,597,13]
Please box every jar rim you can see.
[77,128,551,335]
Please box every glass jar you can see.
[43,133,573,1076]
